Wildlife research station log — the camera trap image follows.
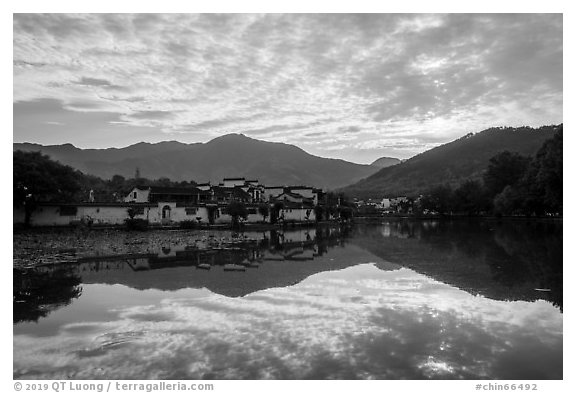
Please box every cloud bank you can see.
[14,14,562,162]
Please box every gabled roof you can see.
[275,191,305,199]
[271,192,315,206]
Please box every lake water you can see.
[13,219,562,380]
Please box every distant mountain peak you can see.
[53,143,79,151]
[210,133,251,142]
[370,156,402,169]
[130,140,187,147]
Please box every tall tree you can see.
[525,127,563,214]
[454,180,488,215]
[420,184,454,215]
[257,204,270,223]
[225,201,248,228]
[490,126,562,216]
[483,151,531,199]
[14,151,82,226]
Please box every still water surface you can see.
[13,220,562,379]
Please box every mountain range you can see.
[341,125,562,198]
[14,125,560,196]
[13,134,380,190]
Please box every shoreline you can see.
[354,215,562,222]
[12,220,348,233]
[12,215,562,233]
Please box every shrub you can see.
[179,220,197,229]
[125,218,149,231]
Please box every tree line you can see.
[419,126,562,217]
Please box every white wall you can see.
[82,206,137,225]
[124,188,150,203]
[247,211,267,223]
[14,204,211,227]
[154,203,209,224]
[14,203,316,227]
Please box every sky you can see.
[13,13,563,164]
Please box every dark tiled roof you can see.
[211,186,251,199]
[149,186,211,195]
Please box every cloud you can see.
[13,14,562,163]
[129,110,177,120]
[338,126,362,134]
[244,118,336,137]
[13,264,562,379]
[13,98,164,148]
[75,77,115,87]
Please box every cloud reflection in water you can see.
[13,263,562,380]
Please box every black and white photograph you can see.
[11,6,565,386]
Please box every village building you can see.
[264,186,321,206]
[210,185,252,204]
[196,182,211,191]
[390,196,409,206]
[272,191,309,205]
[263,186,285,202]
[222,177,247,188]
[14,177,324,227]
[124,186,212,204]
[381,198,391,209]
[285,186,321,205]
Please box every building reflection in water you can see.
[13,219,562,324]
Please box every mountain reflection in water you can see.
[13,220,562,379]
